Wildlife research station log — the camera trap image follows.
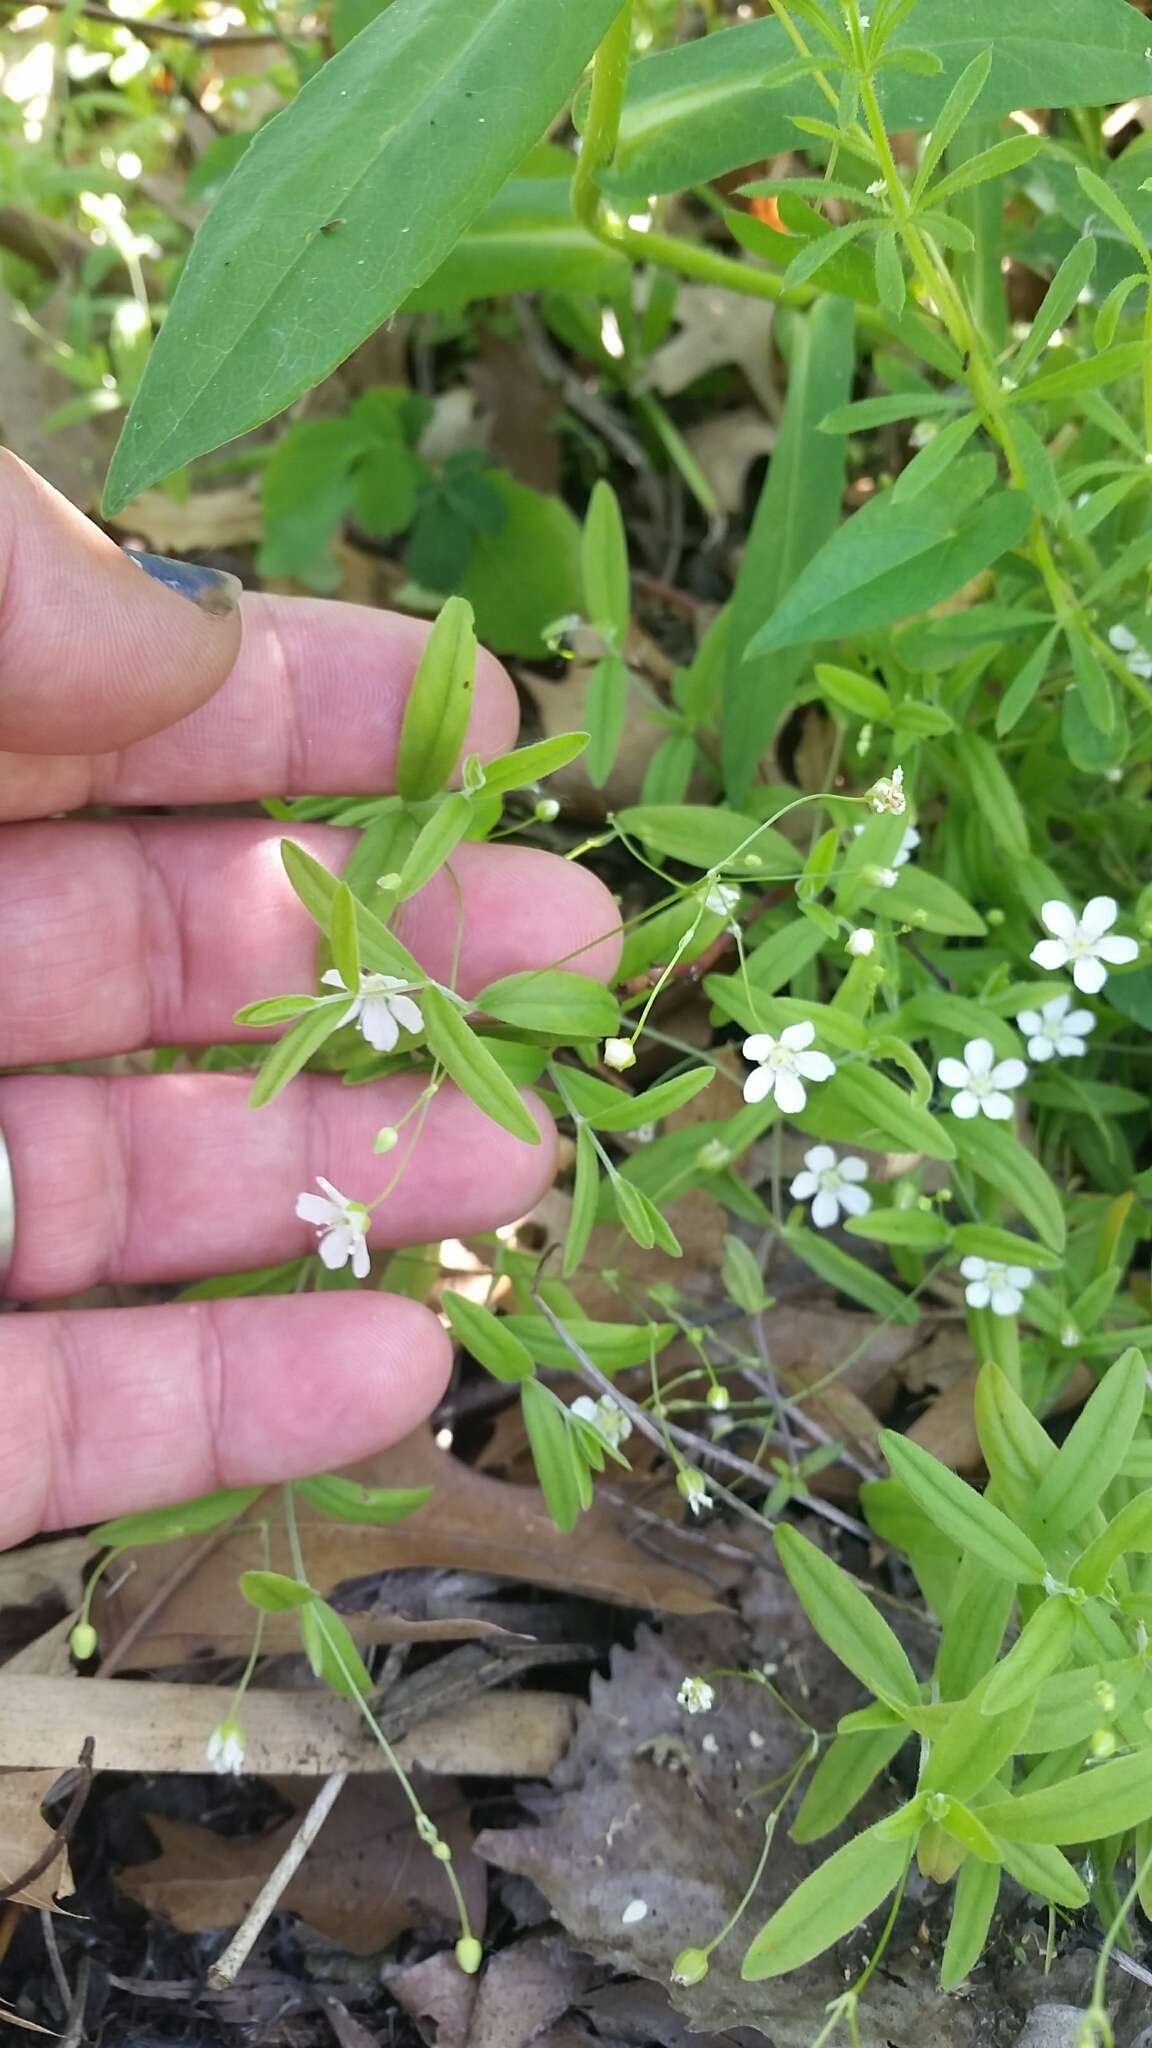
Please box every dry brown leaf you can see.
[648,286,778,413]
[517,622,679,819]
[388,1949,479,2048]
[94,1430,722,1670]
[683,409,775,516]
[908,1363,1094,1472]
[120,1774,485,1953]
[0,1769,74,1910]
[0,1537,88,1620]
[115,484,263,554]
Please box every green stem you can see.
[572,2,633,236]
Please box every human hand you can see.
[0,454,618,1551]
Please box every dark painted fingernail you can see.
[123,548,242,620]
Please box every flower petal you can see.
[1041,994,1070,1025]
[795,1050,835,1083]
[1055,1034,1088,1057]
[1015,1010,1043,1038]
[989,1286,1021,1317]
[1095,934,1138,965]
[1027,1035,1055,1062]
[1072,955,1107,995]
[989,1058,1027,1091]
[789,1171,818,1200]
[1064,1009,1095,1037]
[318,1226,355,1270]
[743,1066,775,1105]
[773,1070,808,1115]
[838,1183,872,1218]
[839,1156,869,1181]
[811,1188,840,1230]
[1081,895,1118,938]
[963,1037,995,1075]
[780,1020,816,1051]
[360,1002,400,1053]
[804,1145,836,1173]
[959,1256,987,1280]
[315,1176,348,1204]
[965,1280,991,1309]
[319,968,348,991]
[937,1058,970,1089]
[351,1234,372,1280]
[1040,899,1077,942]
[296,1193,339,1227]
[1006,1266,1034,1288]
[950,1090,980,1119]
[981,1091,1015,1120]
[390,995,424,1035]
[1031,939,1070,973]
[743,1034,777,1062]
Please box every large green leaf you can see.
[103,0,623,509]
[612,0,1152,194]
[457,475,583,657]
[721,299,855,802]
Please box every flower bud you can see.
[432,1839,453,1861]
[70,1620,97,1661]
[846,928,875,957]
[677,1468,713,1517]
[376,871,402,894]
[706,1383,730,1412]
[1094,1680,1117,1715]
[695,1139,732,1173]
[670,1947,710,1987]
[986,907,1006,927]
[455,1937,484,1975]
[603,1037,636,1072]
[1089,1726,1118,1760]
[534,796,560,822]
[373,1126,399,1153]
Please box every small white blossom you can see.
[703,880,742,919]
[1016,992,1096,1063]
[296,1176,371,1277]
[701,1732,719,1755]
[677,1676,715,1714]
[867,177,886,196]
[855,821,920,867]
[789,1145,871,1230]
[868,765,906,815]
[321,967,423,1053]
[622,1899,649,1925]
[571,1393,632,1448]
[846,927,875,957]
[960,1256,1034,1318]
[678,1468,713,1517]
[206,1719,246,1777]
[1031,897,1138,996]
[604,1036,636,1071]
[869,866,899,890]
[937,1038,1027,1121]
[1109,622,1152,680]
[741,1021,836,1113]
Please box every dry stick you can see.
[206,1770,348,1991]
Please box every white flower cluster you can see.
[570,1394,632,1447]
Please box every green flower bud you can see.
[70,1620,98,1661]
[534,797,560,822]
[670,1947,710,1987]
[455,1937,484,1975]
[986,907,1006,927]
[1089,1727,1118,1760]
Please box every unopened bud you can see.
[415,1814,441,1847]
[376,871,402,893]
[846,927,875,957]
[1094,1680,1117,1715]
[670,1947,710,1987]
[695,1139,732,1173]
[534,796,560,822]
[1089,1727,1118,1760]
[986,907,1005,928]
[373,1126,399,1153]
[706,1384,730,1413]
[603,1037,636,1072]
[70,1621,97,1661]
[432,1839,453,1861]
[455,1937,483,1975]
[677,1468,713,1517]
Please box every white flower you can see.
[867,177,886,196]
[960,1256,1034,1318]
[677,1468,713,1517]
[741,1021,836,1113]
[570,1393,632,1448]
[1015,992,1096,1063]
[604,1037,636,1071]
[1108,622,1152,680]
[677,1676,715,1714]
[206,1719,246,1777]
[295,1176,371,1277]
[846,927,875,957]
[937,1037,1027,1121]
[789,1145,871,1229]
[853,822,919,868]
[703,880,742,918]
[1030,897,1138,996]
[321,967,423,1053]
[868,765,906,815]
[867,865,899,889]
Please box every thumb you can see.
[0,451,242,754]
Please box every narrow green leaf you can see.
[234,995,323,1027]
[881,1431,1048,1584]
[786,1225,919,1324]
[499,1315,673,1372]
[614,1176,681,1257]
[281,839,425,980]
[995,626,1060,736]
[239,1570,315,1612]
[811,1064,955,1161]
[953,1224,1061,1271]
[980,1598,1077,1716]
[722,1234,767,1313]
[395,597,477,802]
[564,1123,600,1278]
[581,480,630,646]
[103,0,624,508]
[911,46,992,201]
[475,969,618,1040]
[1067,624,1116,736]
[294,1475,431,1524]
[328,882,362,992]
[584,654,631,789]
[395,793,475,900]
[814,662,892,721]
[1071,1487,1152,1596]
[300,1599,373,1700]
[922,1670,1035,1799]
[994,1838,1088,1909]
[421,984,539,1144]
[1032,1348,1147,1536]
[791,1725,908,1844]
[951,731,1030,859]
[979,1749,1152,1845]
[442,1290,535,1383]
[781,217,874,291]
[923,133,1042,206]
[742,1824,909,1980]
[1011,237,1096,381]
[586,1067,714,1131]
[616,805,798,875]
[820,391,965,434]
[93,1486,261,1549]
[1010,412,1062,519]
[950,1120,1065,1252]
[1076,164,1151,262]
[846,1208,951,1251]
[521,1377,583,1533]
[477,732,589,794]
[936,1557,1013,1695]
[775,1524,921,1706]
[873,226,906,316]
[249,1000,350,1108]
[1013,341,1147,407]
[940,1859,1000,1990]
[891,412,981,503]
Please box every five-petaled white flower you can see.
[206,1720,246,1777]
[789,1145,872,1230]
[868,765,906,815]
[1030,897,1138,996]
[960,1256,1034,1318]
[846,927,875,957]
[296,1177,371,1277]
[603,1037,636,1072]
[703,880,742,919]
[571,1393,632,1448]
[321,967,423,1052]
[938,1037,1027,1121]
[853,821,920,868]
[677,1676,715,1714]
[742,1021,836,1113]
[1109,622,1152,681]
[1016,992,1096,1063]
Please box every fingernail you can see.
[123,548,242,620]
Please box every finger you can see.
[0,1071,556,1297]
[0,591,519,819]
[0,1293,452,1549]
[0,829,621,1065]
[0,451,242,755]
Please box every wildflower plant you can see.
[53,0,1152,2004]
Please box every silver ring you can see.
[0,1121,14,1292]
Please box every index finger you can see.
[0,592,520,821]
